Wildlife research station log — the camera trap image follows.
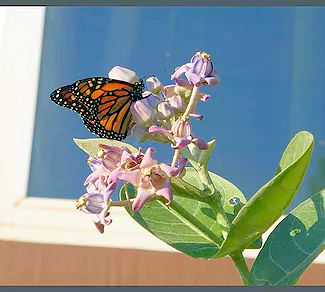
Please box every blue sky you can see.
[28,7,325,210]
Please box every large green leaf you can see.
[251,189,325,286]
[73,138,138,156]
[120,167,254,259]
[215,131,314,258]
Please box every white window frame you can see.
[0,7,324,265]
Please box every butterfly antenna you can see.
[139,74,155,81]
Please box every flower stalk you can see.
[171,85,200,167]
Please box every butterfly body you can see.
[50,77,145,140]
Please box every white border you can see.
[0,7,45,223]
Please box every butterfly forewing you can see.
[50,77,144,141]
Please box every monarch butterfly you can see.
[50,77,146,141]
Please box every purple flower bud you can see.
[171,118,192,138]
[146,76,164,95]
[76,192,112,217]
[171,51,220,87]
[192,137,209,150]
[130,94,160,125]
[190,51,214,77]
[189,113,204,120]
[131,124,150,142]
[148,125,172,138]
[108,66,138,83]
[157,101,174,119]
[167,95,185,111]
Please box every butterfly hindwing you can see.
[50,77,144,141]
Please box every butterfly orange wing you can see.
[50,77,143,140]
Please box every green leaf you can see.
[120,167,251,259]
[215,131,314,258]
[73,138,138,156]
[251,189,325,286]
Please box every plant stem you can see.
[182,85,200,119]
[171,85,200,167]
[230,252,254,286]
[171,149,181,167]
[111,199,133,207]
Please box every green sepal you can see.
[73,138,138,156]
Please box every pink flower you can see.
[75,191,114,234]
[84,144,125,199]
[117,148,183,212]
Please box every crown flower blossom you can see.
[76,191,113,234]
[118,148,183,212]
[115,148,185,212]
[171,51,220,87]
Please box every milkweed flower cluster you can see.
[76,51,219,233]
[127,52,220,152]
[76,144,185,233]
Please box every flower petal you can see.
[148,125,171,137]
[168,95,185,111]
[132,187,154,212]
[84,171,100,186]
[160,163,179,178]
[171,63,192,81]
[108,66,138,84]
[146,76,164,95]
[158,101,174,119]
[88,157,102,172]
[172,137,191,149]
[156,181,173,203]
[120,151,137,166]
[163,85,176,98]
[177,156,187,176]
[93,220,105,234]
[98,144,123,153]
[103,181,118,201]
[192,137,209,150]
[106,168,121,185]
[140,148,157,169]
[200,94,210,102]
[101,157,119,172]
[189,113,204,120]
[131,124,150,141]
[185,71,203,86]
[117,169,142,186]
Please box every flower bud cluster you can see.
[117,51,220,151]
